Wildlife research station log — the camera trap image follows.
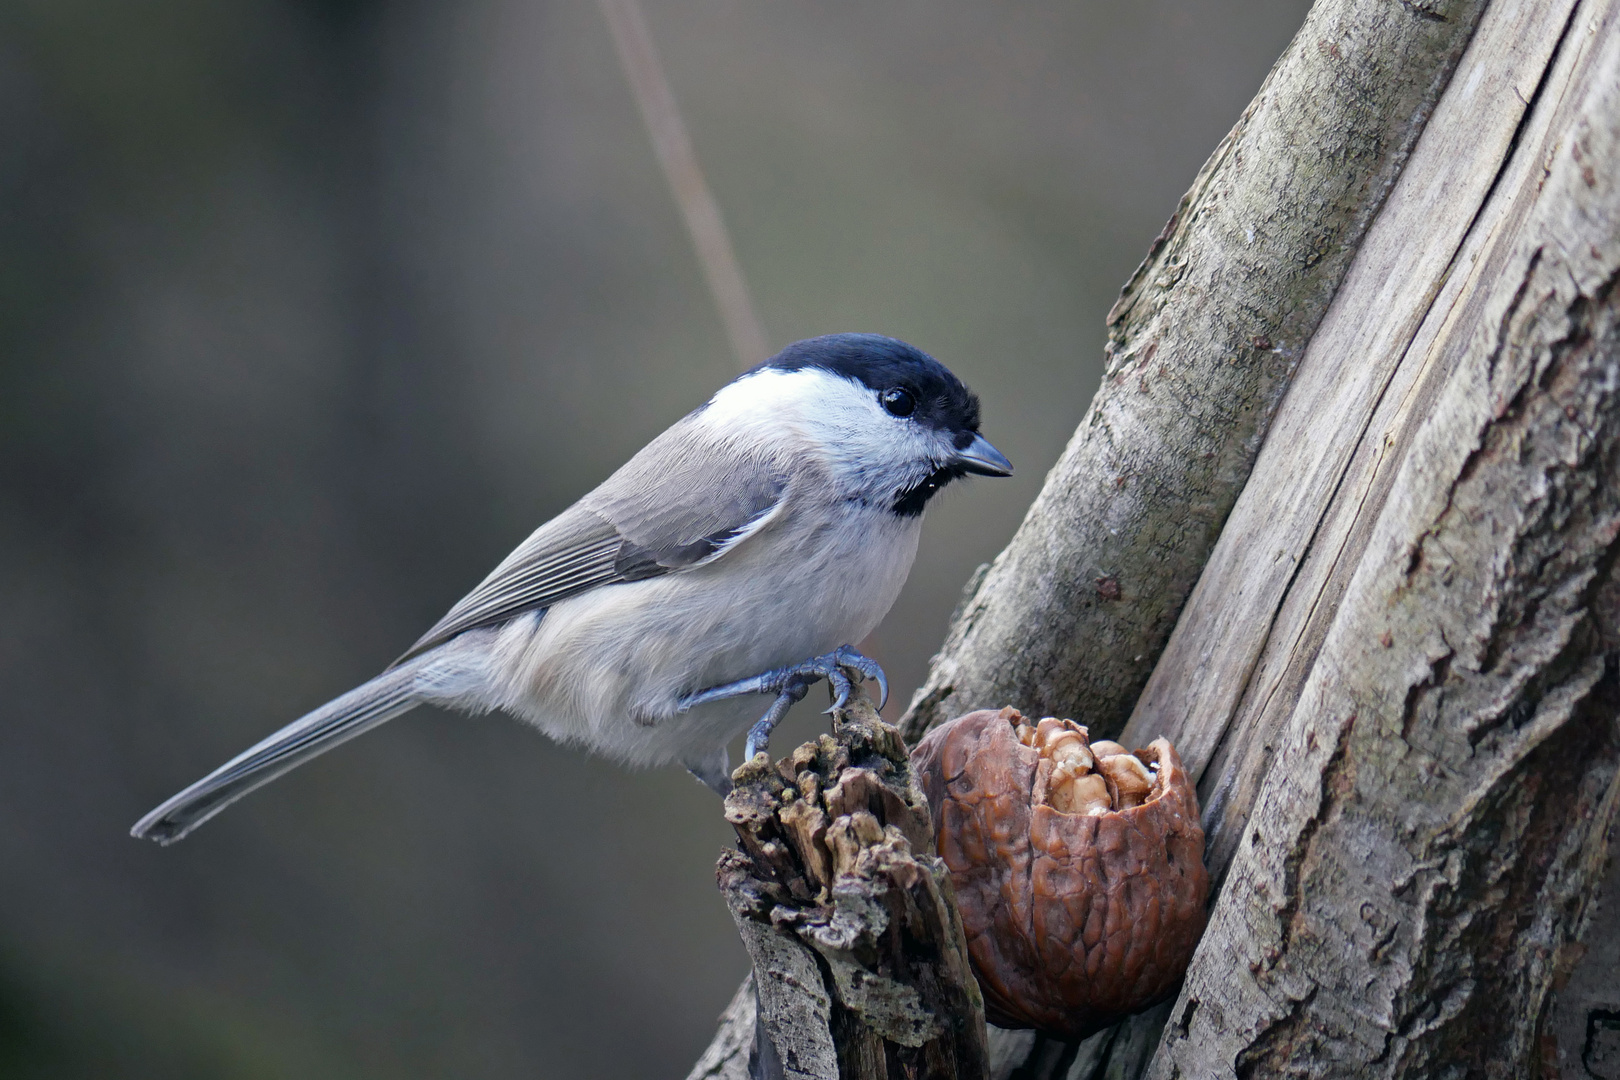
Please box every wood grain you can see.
[1119,0,1589,882]
[1149,2,1620,1070]
[900,0,1492,746]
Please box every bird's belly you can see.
[484,511,921,766]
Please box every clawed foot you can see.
[678,646,889,761]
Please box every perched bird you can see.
[132,333,1011,844]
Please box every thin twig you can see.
[596,0,771,368]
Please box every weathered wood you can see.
[686,975,758,1080]
[1145,3,1620,1070]
[712,696,989,1080]
[1546,825,1620,1078]
[693,0,1620,1074]
[1120,0,1593,885]
[900,0,1492,745]
[924,0,1620,1074]
[970,1,1620,1074]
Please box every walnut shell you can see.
[910,707,1209,1040]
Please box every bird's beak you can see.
[954,433,1014,477]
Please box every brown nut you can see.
[910,706,1209,1040]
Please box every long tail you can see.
[132,650,461,845]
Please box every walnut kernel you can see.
[910,707,1210,1040]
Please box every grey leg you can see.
[744,679,810,762]
[677,645,889,762]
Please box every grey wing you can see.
[395,419,788,663]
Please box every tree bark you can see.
[900,0,1492,744]
[691,0,1620,1074]
[1143,0,1620,1071]
[986,0,1620,1075]
[1121,0,1593,834]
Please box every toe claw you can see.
[828,646,888,711]
[825,667,855,714]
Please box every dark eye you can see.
[881,388,916,417]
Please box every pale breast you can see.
[483,499,922,766]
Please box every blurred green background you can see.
[0,0,1308,1076]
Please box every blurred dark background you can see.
[0,1,1308,1076]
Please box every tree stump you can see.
[713,695,989,1080]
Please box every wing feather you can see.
[395,417,789,663]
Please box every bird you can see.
[131,333,1012,844]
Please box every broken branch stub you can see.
[718,695,989,1080]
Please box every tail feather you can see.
[132,656,434,845]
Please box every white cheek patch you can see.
[808,388,934,476]
[698,366,953,505]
